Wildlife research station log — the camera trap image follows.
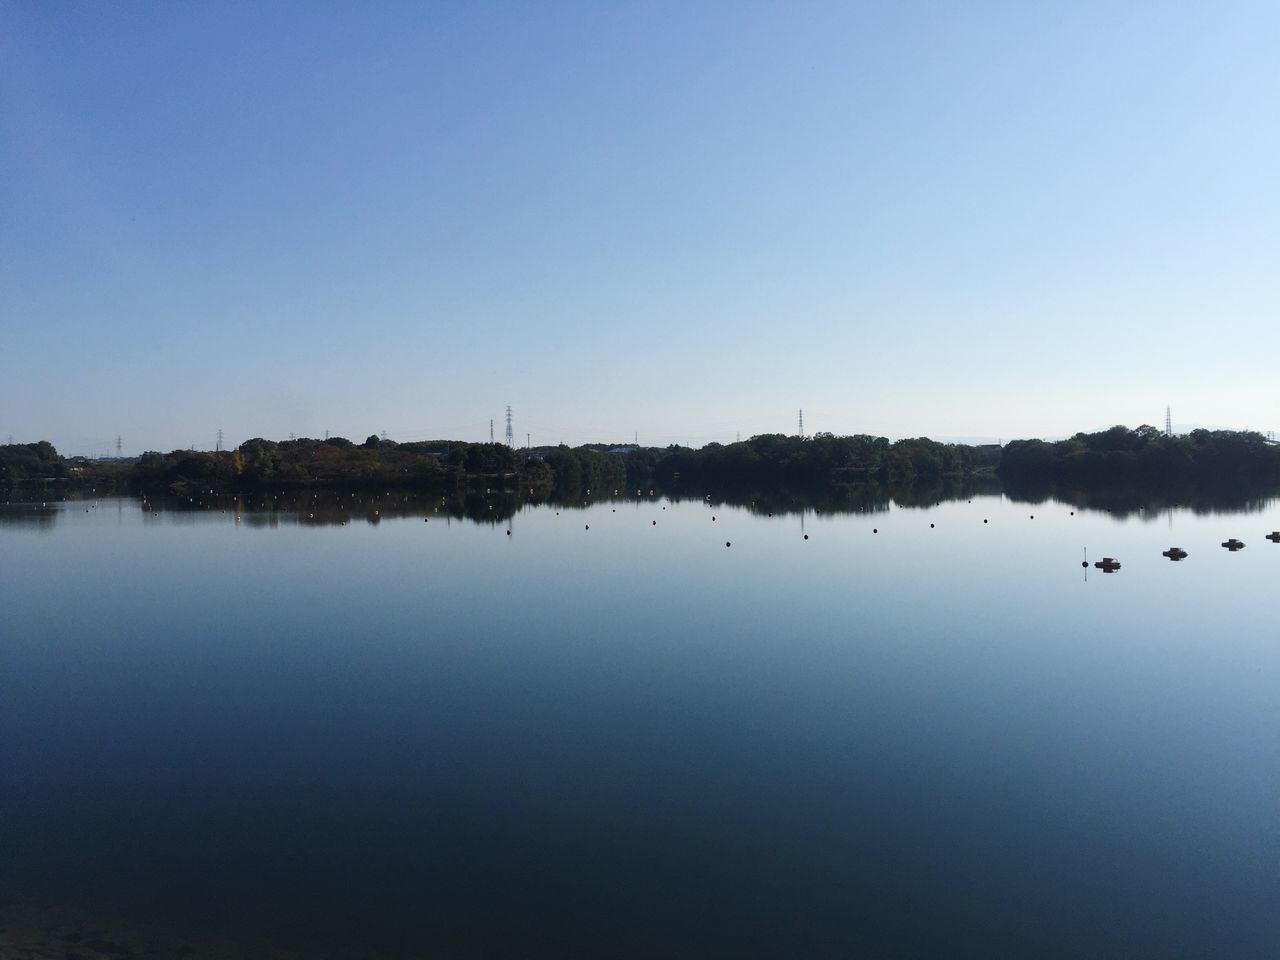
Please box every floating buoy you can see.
[1221,539,1245,551]
[585,525,589,530]
[506,530,511,536]
[930,523,934,528]
[1094,557,1121,572]
[1266,531,1280,543]
[983,519,988,524]
[803,534,808,540]
[725,541,731,547]
[873,528,878,534]
[1030,515,1035,519]
[1162,547,1188,560]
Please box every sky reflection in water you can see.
[1,490,1278,958]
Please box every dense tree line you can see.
[9,427,1278,497]
[0,441,66,482]
[637,433,1001,488]
[128,436,538,491]
[542,445,627,497]
[999,426,1280,486]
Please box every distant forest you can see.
[4,427,1278,497]
[999,425,1280,486]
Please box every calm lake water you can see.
[2,488,1278,958]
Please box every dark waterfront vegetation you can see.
[6,425,1278,503]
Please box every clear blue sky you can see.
[3,1,1277,455]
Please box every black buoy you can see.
[1030,515,1035,519]
[506,530,511,536]
[1266,531,1280,543]
[725,541,731,547]
[1221,539,1245,551]
[1081,561,1088,568]
[803,534,808,540]
[585,525,589,530]
[983,519,988,524]
[873,528,878,534]
[930,523,934,528]
[652,520,656,525]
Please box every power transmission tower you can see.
[380,430,388,442]
[798,409,805,439]
[490,419,495,443]
[216,429,224,452]
[1165,406,1172,437]
[116,435,122,457]
[526,432,530,449]
[504,406,514,448]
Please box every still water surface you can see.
[2,490,1278,958]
